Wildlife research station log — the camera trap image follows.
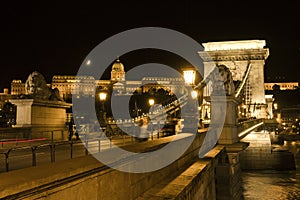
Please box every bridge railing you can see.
[0,123,190,173]
[119,94,188,123]
[0,135,130,173]
[237,118,264,139]
[0,129,68,148]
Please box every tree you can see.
[0,102,16,127]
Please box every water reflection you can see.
[242,141,300,200]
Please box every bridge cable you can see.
[234,62,252,98]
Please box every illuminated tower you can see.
[111,58,125,82]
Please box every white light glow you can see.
[99,92,107,101]
[191,90,198,99]
[183,70,196,85]
[148,99,155,106]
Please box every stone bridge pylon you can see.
[198,40,269,119]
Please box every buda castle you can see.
[10,59,185,101]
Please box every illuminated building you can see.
[11,80,25,95]
[264,82,298,90]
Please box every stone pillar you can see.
[9,99,34,127]
[181,89,199,133]
[10,99,71,127]
[265,95,274,119]
[215,150,245,200]
[248,60,266,104]
[10,99,72,140]
[209,95,240,144]
[209,95,249,200]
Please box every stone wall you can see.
[0,127,31,139]
[9,99,71,128]
[138,146,225,200]
[215,154,243,200]
[0,127,68,140]
[8,99,71,140]
[240,131,295,170]
[240,131,273,169]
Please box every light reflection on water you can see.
[241,141,300,200]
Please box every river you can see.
[241,140,300,200]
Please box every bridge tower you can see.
[199,40,269,119]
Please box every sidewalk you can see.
[0,128,208,151]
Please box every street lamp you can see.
[99,92,107,102]
[204,104,209,120]
[148,98,155,140]
[99,92,107,111]
[148,99,155,114]
[273,103,278,110]
[273,103,280,123]
[182,68,199,132]
[148,99,155,106]
[99,92,107,127]
[183,69,196,85]
[191,90,198,99]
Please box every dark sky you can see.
[0,0,299,91]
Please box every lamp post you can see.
[99,92,107,102]
[204,104,209,120]
[134,100,141,117]
[99,92,107,127]
[273,103,278,110]
[273,102,281,123]
[242,104,247,117]
[183,69,196,86]
[182,68,198,132]
[148,99,155,140]
[191,90,198,99]
[148,98,155,107]
[183,68,196,100]
[148,98,155,116]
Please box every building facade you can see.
[51,75,96,99]
[111,58,125,82]
[264,82,299,90]
[11,80,26,95]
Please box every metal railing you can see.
[0,125,200,172]
[0,129,67,148]
[0,135,119,172]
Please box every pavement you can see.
[0,127,208,150]
[0,128,208,172]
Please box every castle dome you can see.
[112,59,124,72]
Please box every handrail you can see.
[0,129,183,172]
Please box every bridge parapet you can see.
[237,118,262,132]
[237,119,264,139]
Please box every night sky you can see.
[0,1,299,91]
